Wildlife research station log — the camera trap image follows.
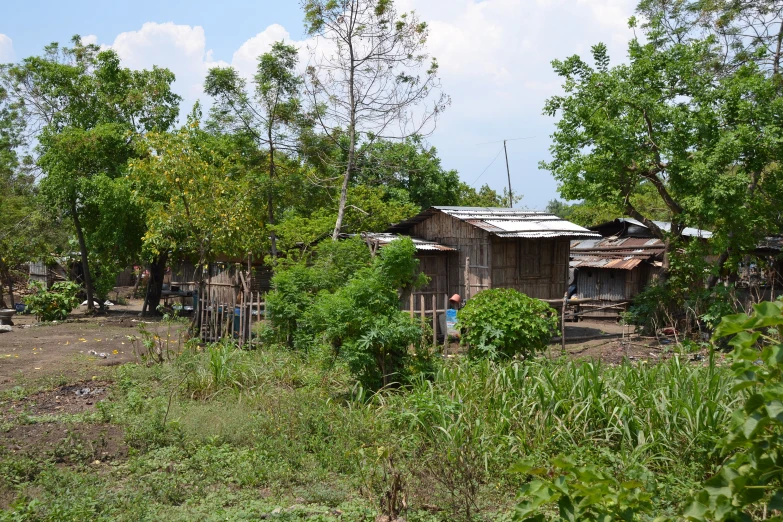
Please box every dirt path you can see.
[0,301,185,390]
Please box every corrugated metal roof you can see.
[571,237,665,252]
[757,236,783,252]
[570,257,643,270]
[592,218,713,239]
[571,237,662,271]
[387,206,601,239]
[362,233,456,252]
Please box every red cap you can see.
[449,294,461,303]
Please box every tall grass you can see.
[373,355,736,512]
[4,344,736,521]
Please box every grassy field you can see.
[0,336,736,521]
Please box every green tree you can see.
[354,136,464,209]
[129,117,266,296]
[205,41,303,257]
[1,37,180,311]
[302,0,449,240]
[541,26,783,284]
[0,80,66,307]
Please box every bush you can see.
[266,236,371,346]
[458,288,557,359]
[25,281,81,322]
[303,236,431,389]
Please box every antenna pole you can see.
[503,140,513,208]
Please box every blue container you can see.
[15,303,26,314]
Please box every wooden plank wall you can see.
[491,237,570,300]
[408,211,571,301]
[410,212,492,300]
[404,254,451,312]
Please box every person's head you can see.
[449,294,461,308]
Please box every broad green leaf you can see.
[714,313,753,338]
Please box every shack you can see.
[386,206,600,309]
[570,218,712,318]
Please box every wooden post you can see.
[432,297,437,349]
[464,256,470,301]
[561,292,567,355]
[443,294,449,350]
[420,294,425,323]
[238,292,244,348]
[409,293,414,318]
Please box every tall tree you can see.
[129,117,267,297]
[541,28,783,282]
[1,37,180,311]
[205,41,303,257]
[638,0,783,76]
[301,0,449,239]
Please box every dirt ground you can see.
[0,298,184,391]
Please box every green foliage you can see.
[682,300,783,521]
[266,236,371,345]
[304,237,430,389]
[2,36,180,309]
[25,281,80,322]
[458,288,558,360]
[625,279,743,335]
[129,118,267,265]
[542,11,783,286]
[513,456,654,521]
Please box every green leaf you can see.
[765,400,783,423]
[769,490,783,511]
[558,495,576,522]
[714,313,752,338]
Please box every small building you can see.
[386,206,599,309]
[570,218,713,318]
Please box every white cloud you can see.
[231,24,299,79]
[86,0,638,206]
[0,34,14,63]
[81,34,99,46]
[106,22,227,115]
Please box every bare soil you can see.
[0,299,186,390]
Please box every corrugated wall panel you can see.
[577,268,627,301]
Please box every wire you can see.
[470,146,504,187]
[474,136,536,146]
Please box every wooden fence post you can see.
[464,256,470,301]
[561,292,567,355]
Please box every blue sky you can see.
[1,0,638,209]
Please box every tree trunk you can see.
[268,124,278,258]
[0,262,7,308]
[71,203,95,312]
[143,253,168,316]
[332,37,357,241]
[706,248,731,289]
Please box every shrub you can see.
[683,300,783,520]
[458,288,557,359]
[304,237,431,389]
[266,236,371,346]
[25,281,81,322]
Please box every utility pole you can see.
[503,139,513,208]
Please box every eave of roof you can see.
[591,217,713,239]
[388,206,601,239]
[360,233,456,252]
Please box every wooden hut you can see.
[386,206,599,307]
[570,218,713,318]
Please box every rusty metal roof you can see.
[570,257,644,270]
[570,237,663,270]
[388,206,601,239]
[361,233,456,252]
